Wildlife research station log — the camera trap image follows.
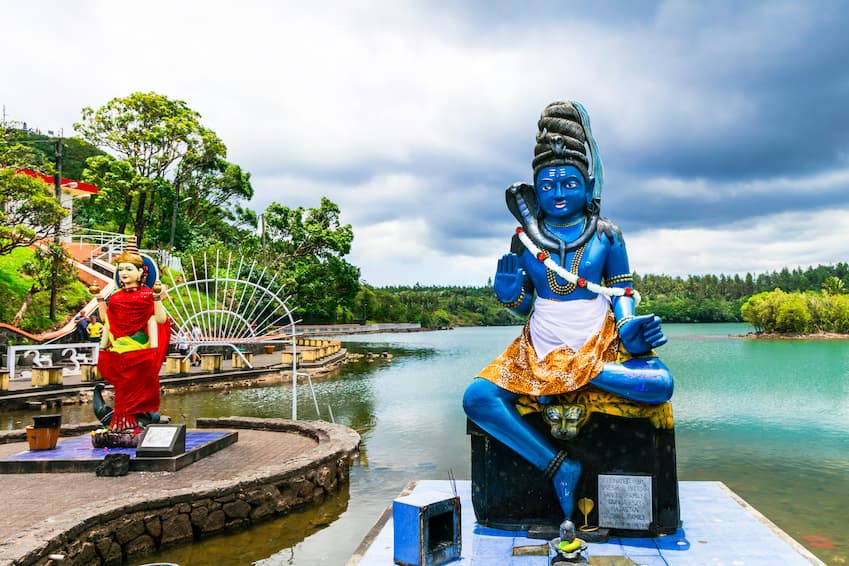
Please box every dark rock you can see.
[125,534,156,558]
[114,516,145,544]
[161,514,193,545]
[144,515,162,538]
[190,506,209,526]
[245,485,278,506]
[223,499,251,519]
[99,541,123,566]
[73,541,98,565]
[95,453,129,477]
[201,509,226,533]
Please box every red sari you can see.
[97,287,171,430]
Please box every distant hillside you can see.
[363,263,849,326]
[3,129,104,181]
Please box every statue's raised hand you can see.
[494,253,524,304]
[618,314,667,355]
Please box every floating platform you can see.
[349,480,824,565]
[0,430,238,473]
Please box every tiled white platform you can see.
[350,480,824,565]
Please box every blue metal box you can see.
[393,490,461,565]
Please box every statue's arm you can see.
[153,298,167,324]
[100,321,110,350]
[97,292,110,349]
[604,228,635,320]
[147,283,167,348]
[604,231,667,354]
[147,315,158,349]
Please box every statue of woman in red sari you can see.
[92,236,171,432]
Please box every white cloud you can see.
[636,167,849,201]
[628,207,849,278]
[4,1,849,288]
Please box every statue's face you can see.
[535,165,589,222]
[117,262,143,288]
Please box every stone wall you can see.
[3,418,359,566]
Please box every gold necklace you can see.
[546,242,587,295]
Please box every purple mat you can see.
[7,431,227,461]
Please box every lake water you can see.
[9,324,848,565]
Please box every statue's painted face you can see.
[535,165,589,222]
[117,262,143,288]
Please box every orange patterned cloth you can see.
[479,311,619,396]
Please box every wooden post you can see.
[80,363,101,382]
[165,355,189,375]
[48,366,63,385]
[32,366,63,387]
[200,353,222,372]
[232,352,254,369]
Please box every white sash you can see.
[529,295,609,359]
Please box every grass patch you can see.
[0,247,90,334]
[0,248,36,322]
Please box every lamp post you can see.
[52,139,62,201]
[169,195,192,250]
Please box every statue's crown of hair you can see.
[114,236,143,266]
[532,100,604,202]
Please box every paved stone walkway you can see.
[0,428,316,542]
[0,347,358,563]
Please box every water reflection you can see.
[4,325,848,565]
[143,487,350,565]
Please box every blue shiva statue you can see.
[462,100,673,521]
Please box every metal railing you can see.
[69,227,182,271]
[7,342,100,380]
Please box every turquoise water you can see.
[14,324,849,564]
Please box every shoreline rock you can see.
[741,331,849,340]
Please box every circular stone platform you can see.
[0,417,360,565]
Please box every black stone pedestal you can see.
[468,411,680,537]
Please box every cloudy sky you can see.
[4,1,849,286]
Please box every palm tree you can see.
[821,276,846,295]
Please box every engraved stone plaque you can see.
[597,474,653,530]
[136,424,186,457]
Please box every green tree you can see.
[428,308,455,328]
[0,169,67,256]
[775,293,811,333]
[261,197,360,322]
[355,285,377,322]
[821,276,845,296]
[75,92,247,247]
[741,290,782,332]
[0,131,67,256]
[831,295,849,333]
[174,160,256,250]
[11,242,76,325]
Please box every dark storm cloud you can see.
[604,178,849,234]
[488,1,849,237]
[11,0,849,284]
